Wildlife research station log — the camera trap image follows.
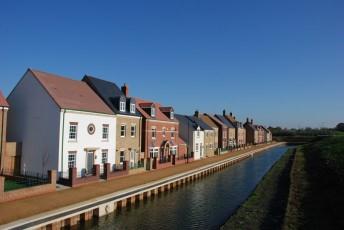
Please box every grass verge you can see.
[222,148,295,230]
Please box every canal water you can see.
[83,145,291,230]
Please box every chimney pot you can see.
[230,112,233,117]
[246,117,249,123]
[194,110,199,118]
[121,83,129,97]
[223,109,226,116]
[251,119,253,124]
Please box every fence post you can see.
[123,161,128,171]
[104,163,110,180]
[0,176,4,193]
[69,167,77,187]
[48,170,57,186]
[93,164,100,177]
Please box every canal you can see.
[83,145,292,230]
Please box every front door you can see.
[86,151,94,175]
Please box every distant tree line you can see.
[269,123,344,137]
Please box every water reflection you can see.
[84,146,291,230]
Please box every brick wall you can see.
[0,170,56,203]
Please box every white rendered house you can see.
[7,69,116,177]
[175,114,205,161]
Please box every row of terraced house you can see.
[0,69,272,183]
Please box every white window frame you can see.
[152,127,157,139]
[131,124,136,137]
[151,107,156,117]
[120,150,125,164]
[102,124,109,141]
[130,103,136,113]
[170,111,174,119]
[101,149,108,164]
[171,127,175,139]
[162,127,166,137]
[120,124,126,137]
[69,123,78,141]
[195,143,199,152]
[120,101,126,112]
[68,151,76,168]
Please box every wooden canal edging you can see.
[1,143,284,230]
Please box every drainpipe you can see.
[60,109,66,176]
[0,107,4,172]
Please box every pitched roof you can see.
[188,116,213,131]
[199,114,218,129]
[175,114,197,131]
[215,114,235,128]
[135,98,175,122]
[82,75,140,116]
[205,114,227,128]
[0,91,9,107]
[29,69,114,115]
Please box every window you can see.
[150,148,159,158]
[130,104,136,113]
[121,124,126,137]
[162,127,166,137]
[131,124,136,137]
[170,146,177,155]
[68,151,76,168]
[102,150,108,164]
[152,127,156,139]
[195,143,199,152]
[170,111,174,119]
[171,128,175,139]
[120,151,125,164]
[120,101,126,112]
[197,130,200,138]
[102,124,109,140]
[69,123,78,141]
[151,107,156,117]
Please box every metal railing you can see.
[1,169,50,189]
[129,161,145,170]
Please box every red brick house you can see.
[135,98,187,170]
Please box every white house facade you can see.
[192,127,205,160]
[7,69,116,177]
[59,110,116,176]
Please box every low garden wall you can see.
[0,170,56,203]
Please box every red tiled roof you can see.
[0,91,9,107]
[139,102,154,108]
[135,98,175,122]
[29,69,114,115]
[160,107,173,112]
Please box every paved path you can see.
[0,143,278,225]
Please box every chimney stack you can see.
[246,117,249,123]
[121,83,129,97]
[194,110,200,118]
[223,109,226,116]
[251,119,253,124]
[230,112,233,117]
[234,116,236,120]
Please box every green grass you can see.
[222,148,295,230]
[283,136,344,229]
[4,180,27,192]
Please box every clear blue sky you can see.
[1,0,343,128]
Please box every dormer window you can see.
[130,104,136,113]
[151,107,156,117]
[170,111,174,119]
[120,101,126,112]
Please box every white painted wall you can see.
[7,71,61,174]
[192,128,204,160]
[60,110,116,175]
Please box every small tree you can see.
[336,123,344,132]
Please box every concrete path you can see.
[0,143,279,225]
